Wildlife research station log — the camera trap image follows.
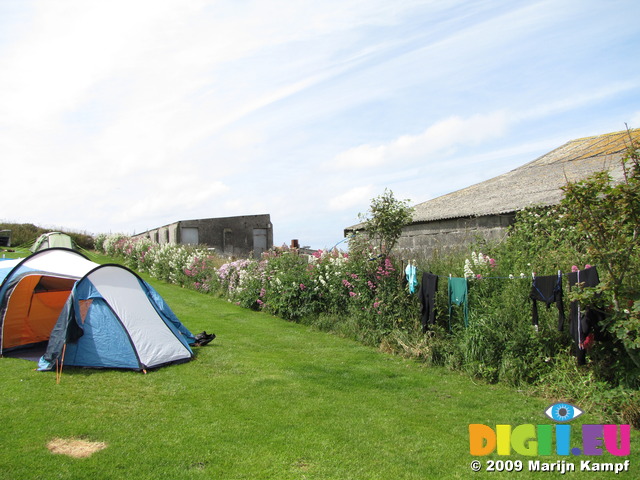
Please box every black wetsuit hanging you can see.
[530,273,565,330]
[418,272,438,332]
[566,266,603,365]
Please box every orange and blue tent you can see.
[0,248,195,371]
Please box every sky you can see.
[2,0,640,249]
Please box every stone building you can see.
[134,214,273,258]
[345,128,639,258]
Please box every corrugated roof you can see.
[407,128,639,224]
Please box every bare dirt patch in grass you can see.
[47,438,107,458]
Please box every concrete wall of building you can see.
[142,223,179,245]
[177,215,273,258]
[135,214,273,259]
[394,213,516,259]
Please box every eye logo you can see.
[545,403,583,422]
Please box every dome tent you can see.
[0,248,196,371]
[30,232,75,252]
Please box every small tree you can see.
[357,188,414,255]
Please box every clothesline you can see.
[406,263,602,367]
[403,262,596,282]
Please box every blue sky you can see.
[2,0,639,249]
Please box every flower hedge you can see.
[95,233,418,339]
[95,233,221,292]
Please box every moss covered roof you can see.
[410,128,639,223]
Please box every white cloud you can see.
[329,185,375,211]
[329,111,510,170]
[112,179,229,224]
[516,82,640,123]
[332,144,387,169]
[0,1,189,129]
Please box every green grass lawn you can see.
[0,262,637,479]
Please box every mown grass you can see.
[0,260,638,479]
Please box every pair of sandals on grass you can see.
[193,331,216,347]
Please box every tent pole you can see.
[56,344,67,384]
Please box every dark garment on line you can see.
[566,266,604,365]
[530,274,565,330]
[418,272,438,332]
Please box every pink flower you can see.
[299,283,306,290]
[349,291,357,297]
[384,258,394,271]
[476,274,482,279]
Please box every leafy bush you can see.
[560,141,640,366]
[357,188,413,254]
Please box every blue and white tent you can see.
[0,248,195,371]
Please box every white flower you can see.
[464,259,474,278]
